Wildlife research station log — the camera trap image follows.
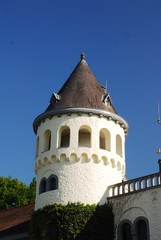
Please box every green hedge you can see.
[29,203,115,240]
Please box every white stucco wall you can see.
[109,187,161,240]
[35,112,127,210]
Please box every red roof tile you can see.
[0,203,34,232]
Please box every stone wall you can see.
[109,186,161,240]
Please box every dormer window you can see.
[102,94,112,107]
[50,92,61,105]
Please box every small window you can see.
[39,175,58,194]
[43,130,51,152]
[99,128,110,151]
[116,134,122,157]
[48,175,58,190]
[39,178,47,194]
[59,126,70,147]
[79,126,91,147]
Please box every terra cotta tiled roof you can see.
[45,53,116,114]
[0,203,34,232]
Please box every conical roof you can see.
[45,53,116,113]
[33,54,129,134]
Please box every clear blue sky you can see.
[0,0,161,185]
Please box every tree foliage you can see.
[0,176,36,210]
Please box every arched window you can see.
[36,136,39,157]
[99,128,110,151]
[39,175,58,194]
[39,178,47,194]
[116,134,122,157]
[48,175,58,191]
[43,130,51,152]
[135,218,149,240]
[79,126,91,148]
[118,221,132,240]
[118,218,149,240]
[59,126,70,148]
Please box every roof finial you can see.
[80,53,85,60]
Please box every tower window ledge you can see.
[78,146,91,148]
[57,147,69,149]
[100,148,110,152]
[42,150,50,153]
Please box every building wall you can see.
[109,187,161,240]
[35,113,127,209]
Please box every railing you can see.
[108,172,161,197]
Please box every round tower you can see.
[33,54,128,210]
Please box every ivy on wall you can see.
[29,203,115,240]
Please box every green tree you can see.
[27,177,36,203]
[0,176,36,210]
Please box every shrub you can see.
[29,202,115,240]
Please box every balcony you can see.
[108,172,161,198]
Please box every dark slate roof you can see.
[45,53,116,114]
[0,203,34,233]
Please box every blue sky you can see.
[0,0,161,185]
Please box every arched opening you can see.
[36,136,39,157]
[59,126,70,147]
[135,219,149,240]
[39,175,58,194]
[119,221,132,240]
[79,126,91,147]
[39,178,47,194]
[48,175,58,191]
[43,130,51,152]
[116,134,122,157]
[99,128,110,151]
